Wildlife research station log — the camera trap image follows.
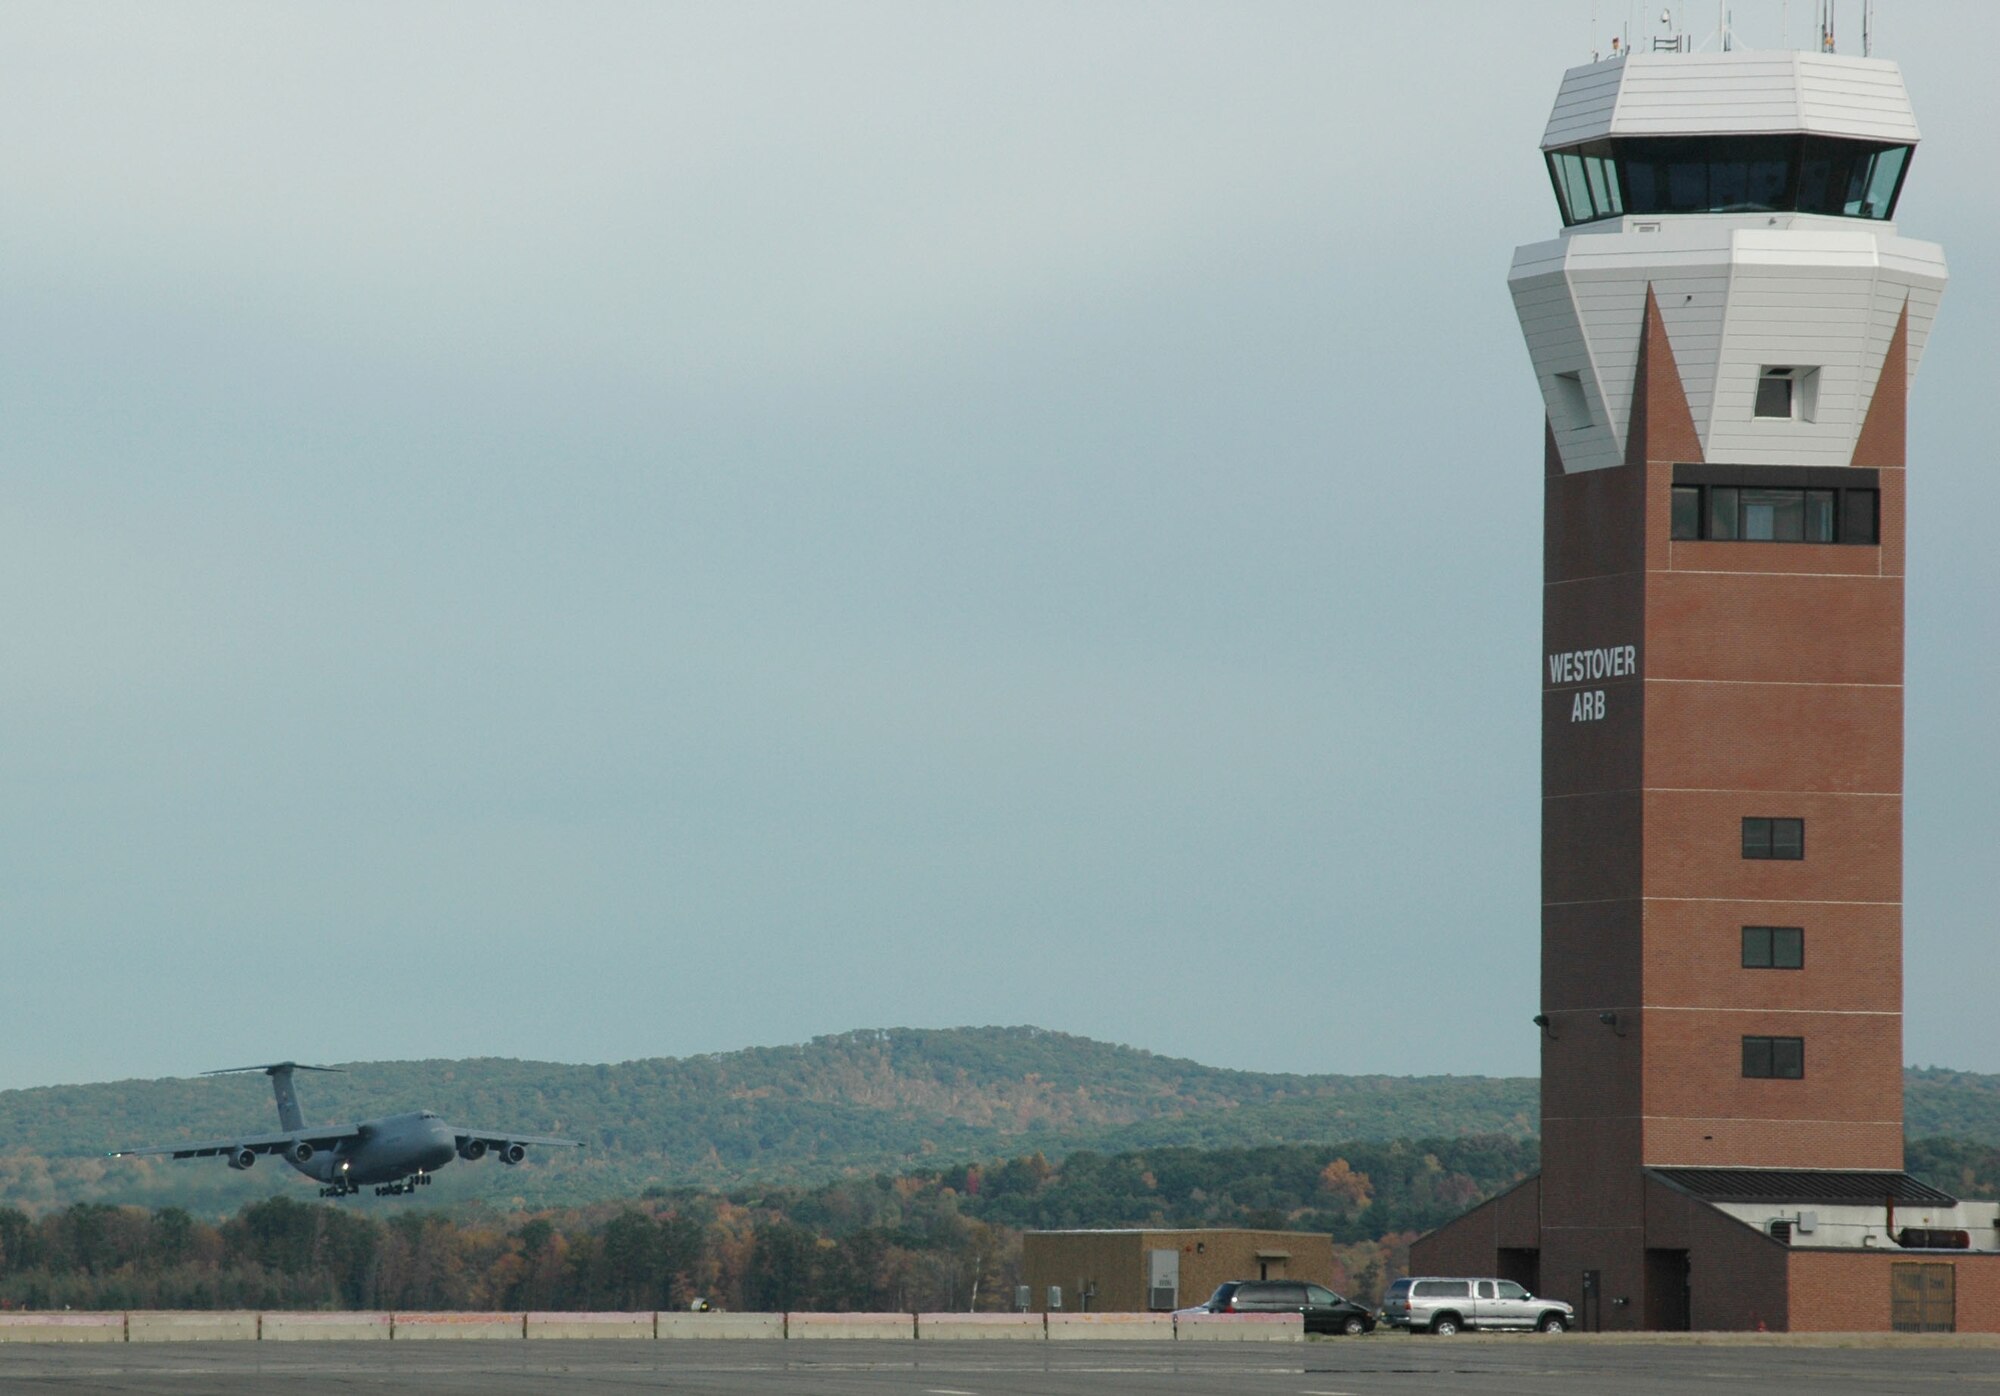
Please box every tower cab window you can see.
[1547,135,1912,226]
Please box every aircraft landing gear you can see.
[372,1172,433,1197]
[319,1182,359,1199]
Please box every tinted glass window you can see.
[1805,490,1836,542]
[1415,1281,1470,1298]
[1496,1281,1529,1300]
[1306,1285,1340,1305]
[1743,1035,1773,1077]
[1755,373,1794,418]
[1743,926,1803,969]
[1549,134,1911,225]
[1671,486,1702,540]
[1276,1284,1309,1305]
[1745,1035,1806,1078]
[1741,487,1804,541]
[1709,487,1739,540]
[1744,924,1776,968]
[1842,489,1879,544]
[1386,1280,1413,1299]
[1744,818,1804,860]
[1476,1282,1495,1299]
[1770,818,1804,859]
[1772,1037,1805,1078]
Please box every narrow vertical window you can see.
[1671,486,1702,540]
[1709,487,1740,540]
[1841,490,1880,545]
[1772,927,1804,968]
[1743,1036,1774,1077]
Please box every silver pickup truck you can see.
[1379,1277,1573,1334]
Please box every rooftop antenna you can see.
[1820,0,1837,53]
[1863,0,1873,57]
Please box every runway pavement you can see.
[4,1337,1999,1395]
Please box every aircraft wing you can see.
[453,1128,581,1150]
[109,1126,363,1160]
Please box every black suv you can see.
[1195,1280,1376,1335]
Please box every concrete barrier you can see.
[785,1312,916,1340]
[1045,1312,1175,1340]
[127,1311,259,1342]
[917,1312,1044,1340]
[526,1311,654,1340]
[656,1311,787,1340]
[0,1313,125,1343]
[262,1312,392,1341]
[392,1312,526,1340]
[1174,1311,1303,1341]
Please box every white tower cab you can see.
[1413,49,2000,1334]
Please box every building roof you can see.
[1650,1168,1958,1207]
[1543,51,1921,150]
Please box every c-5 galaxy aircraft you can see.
[110,1063,580,1198]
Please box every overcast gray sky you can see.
[4,3,1995,1091]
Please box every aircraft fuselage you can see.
[291,1112,458,1187]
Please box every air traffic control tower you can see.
[1412,46,2000,1332]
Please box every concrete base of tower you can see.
[1411,1171,2000,1333]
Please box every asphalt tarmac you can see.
[4,1337,1998,1395]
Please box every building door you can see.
[1146,1249,1180,1312]
[1580,1270,1601,1332]
[1644,1250,1690,1331]
[1891,1263,1955,1333]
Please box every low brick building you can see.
[1022,1229,1337,1314]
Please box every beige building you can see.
[1022,1229,1337,1314]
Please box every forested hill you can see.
[0,1027,1993,1215]
[0,1028,1534,1213]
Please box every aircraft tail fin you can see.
[203,1062,344,1133]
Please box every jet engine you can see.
[228,1146,257,1171]
[457,1138,487,1162]
[288,1141,315,1165]
[499,1142,527,1165]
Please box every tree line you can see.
[0,1135,1536,1311]
[5,1133,1990,1313]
